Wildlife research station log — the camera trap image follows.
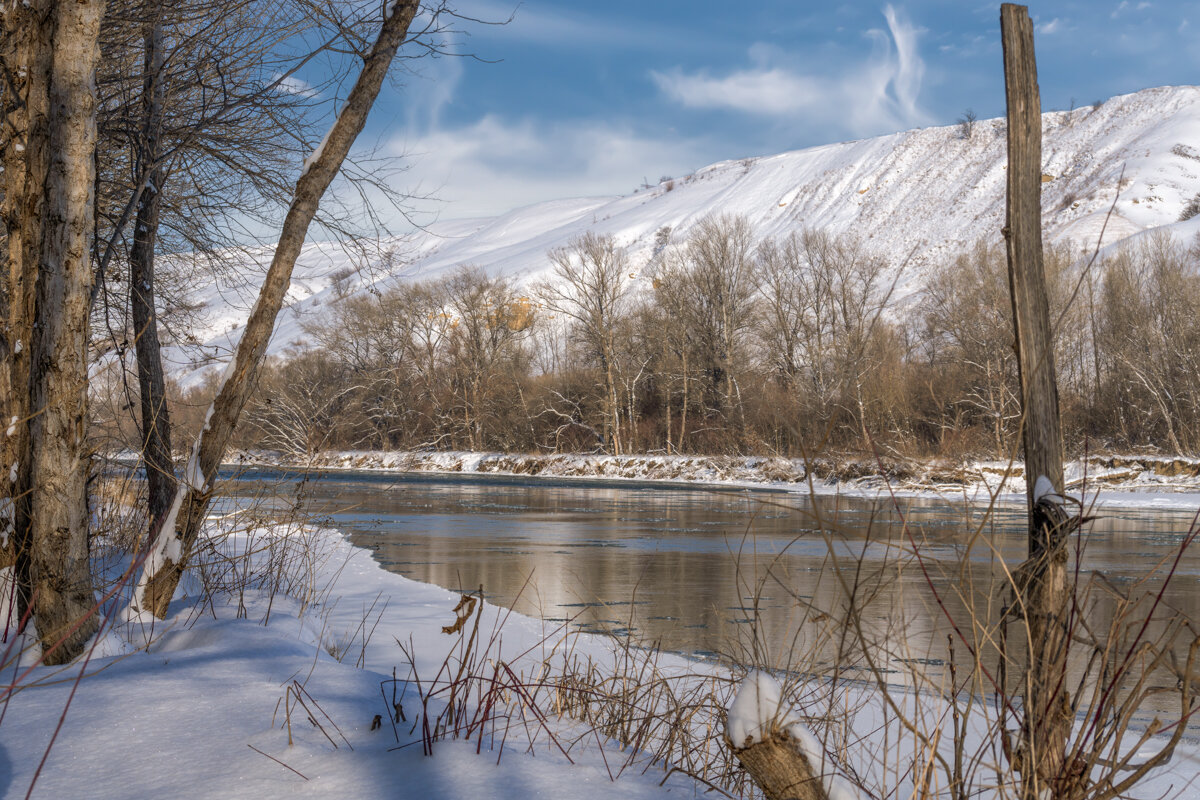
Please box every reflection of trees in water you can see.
[240,475,1200,692]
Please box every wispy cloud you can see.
[389,116,709,220]
[1037,18,1063,34]
[274,74,319,99]
[1110,1,1152,17]
[650,5,930,136]
[451,0,675,50]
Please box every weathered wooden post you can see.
[1000,4,1074,796]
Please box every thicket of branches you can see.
[141,217,1200,460]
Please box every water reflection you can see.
[221,469,1200,703]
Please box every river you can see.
[223,468,1200,695]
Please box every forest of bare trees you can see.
[123,219,1200,463]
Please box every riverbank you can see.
[4,509,1198,797]
[0,520,718,799]
[228,448,1200,508]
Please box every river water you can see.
[224,469,1200,692]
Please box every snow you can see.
[726,669,785,747]
[1033,474,1060,504]
[163,85,1200,389]
[128,488,186,611]
[182,452,206,492]
[0,566,13,636]
[301,125,334,177]
[241,447,1200,511]
[4,496,1198,798]
[726,671,864,800]
[5,520,710,799]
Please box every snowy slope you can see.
[170,85,1200,386]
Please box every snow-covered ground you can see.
[239,448,1200,510]
[4,491,1200,798]
[170,85,1200,388]
[0,520,717,799]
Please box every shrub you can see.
[1179,192,1200,222]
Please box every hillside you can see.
[170,85,1200,387]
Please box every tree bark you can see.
[727,730,830,800]
[130,14,177,532]
[1001,5,1072,795]
[26,0,105,663]
[132,0,421,619]
[1,0,56,636]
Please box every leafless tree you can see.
[442,266,534,450]
[957,107,978,140]
[755,229,895,447]
[536,233,632,454]
[1,0,105,662]
[132,0,423,619]
[921,240,1021,455]
[1097,232,1200,452]
[656,215,756,440]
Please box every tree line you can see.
[128,216,1200,461]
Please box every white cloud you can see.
[387,116,710,221]
[650,67,823,116]
[274,74,319,99]
[451,0,672,50]
[1037,18,1063,34]
[650,5,930,137]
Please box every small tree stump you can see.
[726,727,831,800]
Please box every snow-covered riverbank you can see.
[233,449,1200,509]
[0,521,716,799]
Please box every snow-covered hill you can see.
[170,85,1200,386]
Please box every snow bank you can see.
[1,520,708,799]
[232,448,1200,509]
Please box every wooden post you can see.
[1000,4,1074,796]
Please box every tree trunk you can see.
[679,350,689,451]
[26,0,105,663]
[727,731,830,800]
[130,14,177,533]
[132,0,421,619]
[1001,5,1073,796]
[1,0,57,637]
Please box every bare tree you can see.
[132,0,422,619]
[657,215,756,441]
[755,229,895,446]
[957,107,978,140]
[442,266,534,450]
[1097,232,1200,452]
[536,233,631,454]
[0,0,105,662]
[921,240,1020,455]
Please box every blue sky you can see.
[343,1,1200,224]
